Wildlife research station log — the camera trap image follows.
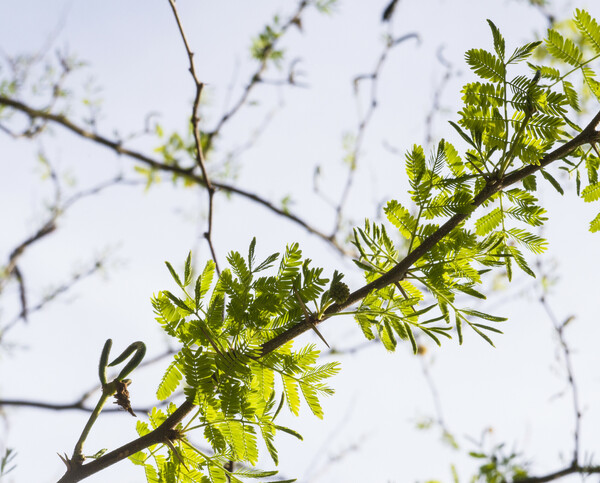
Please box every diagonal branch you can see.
[55,109,600,483]
[0,95,346,254]
[517,463,600,482]
[261,109,600,354]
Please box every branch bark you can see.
[261,109,600,353]
[0,96,347,255]
[55,109,600,482]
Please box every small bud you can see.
[329,281,350,304]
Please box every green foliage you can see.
[468,444,529,482]
[137,10,600,482]
[143,243,340,480]
[250,19,284,65]
[0,448,16,477]
[351,11,600,350]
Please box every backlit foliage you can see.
[132,10,600,482]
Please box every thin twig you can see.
[331,31,419,238]
[168,0,219,273]
[204,0,310,153]
[293,287,330,348]
[418,353,451,436]
[539,293,582,466]
[424,46,454,147]
[0,95,347,254]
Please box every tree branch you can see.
[518,463,600,482]
[0,95,347,254]
[168,0,220,273]
[260,109,600,354]
[54,106,600,482]
[56,399,196,483]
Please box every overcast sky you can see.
[2,1,600,482]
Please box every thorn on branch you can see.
[113,379,135,417]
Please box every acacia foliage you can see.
[131,10,600,482]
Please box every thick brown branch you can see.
[261,110,600,354]
[54,107,600,482]
[56,399,196,483]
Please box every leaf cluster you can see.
[352,12,600,350]
[139,245,340,481]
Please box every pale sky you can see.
[1,1,600,482]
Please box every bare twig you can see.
[293,287,330,348]
[0,174,139,339]
[539,295,582,466]
[418,352,451,436]
[330,31,419,238]
[517,463,600,483]
[424,46,454,147]
[167,0,220,273]
[0,398,162,415]
[0,220,56,295]
[1,259,105,337]
[204,0,310,153]
[0,95,347,254]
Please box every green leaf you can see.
[475,208,503,236]
[562,80,581,111]
[449,121,478,150]
[465,48,505,82]
[165,261,183,288]
[247,237,257,271]
[184,251,193,287]
[157,359,183,400]
[574,9,600,54]
[456,313,463,345]
[227,251,252,287]
[163,290,193,313]
[507,245,536,277]
[254,252,280,272]
[582,182,600,202]
[507,228,547,254]
[299,382,323,419]
[590,212,600,232]
[461,309,507,322]
[231,467,278,479]
[197,260,216,306]
[379,319,397,351]
[405,144,426,188]
[385,200,417,239]
[523,175,537,191]
[540,169,564,195]
[273,423,303,440]
[546,29,583,66]
[282,374,300,416]
[469,323,496,347]
[487,20,505,60]
[471,323,504,334]
[457,285,487,300]
[404,322,418,353]
[508,41,542,64]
